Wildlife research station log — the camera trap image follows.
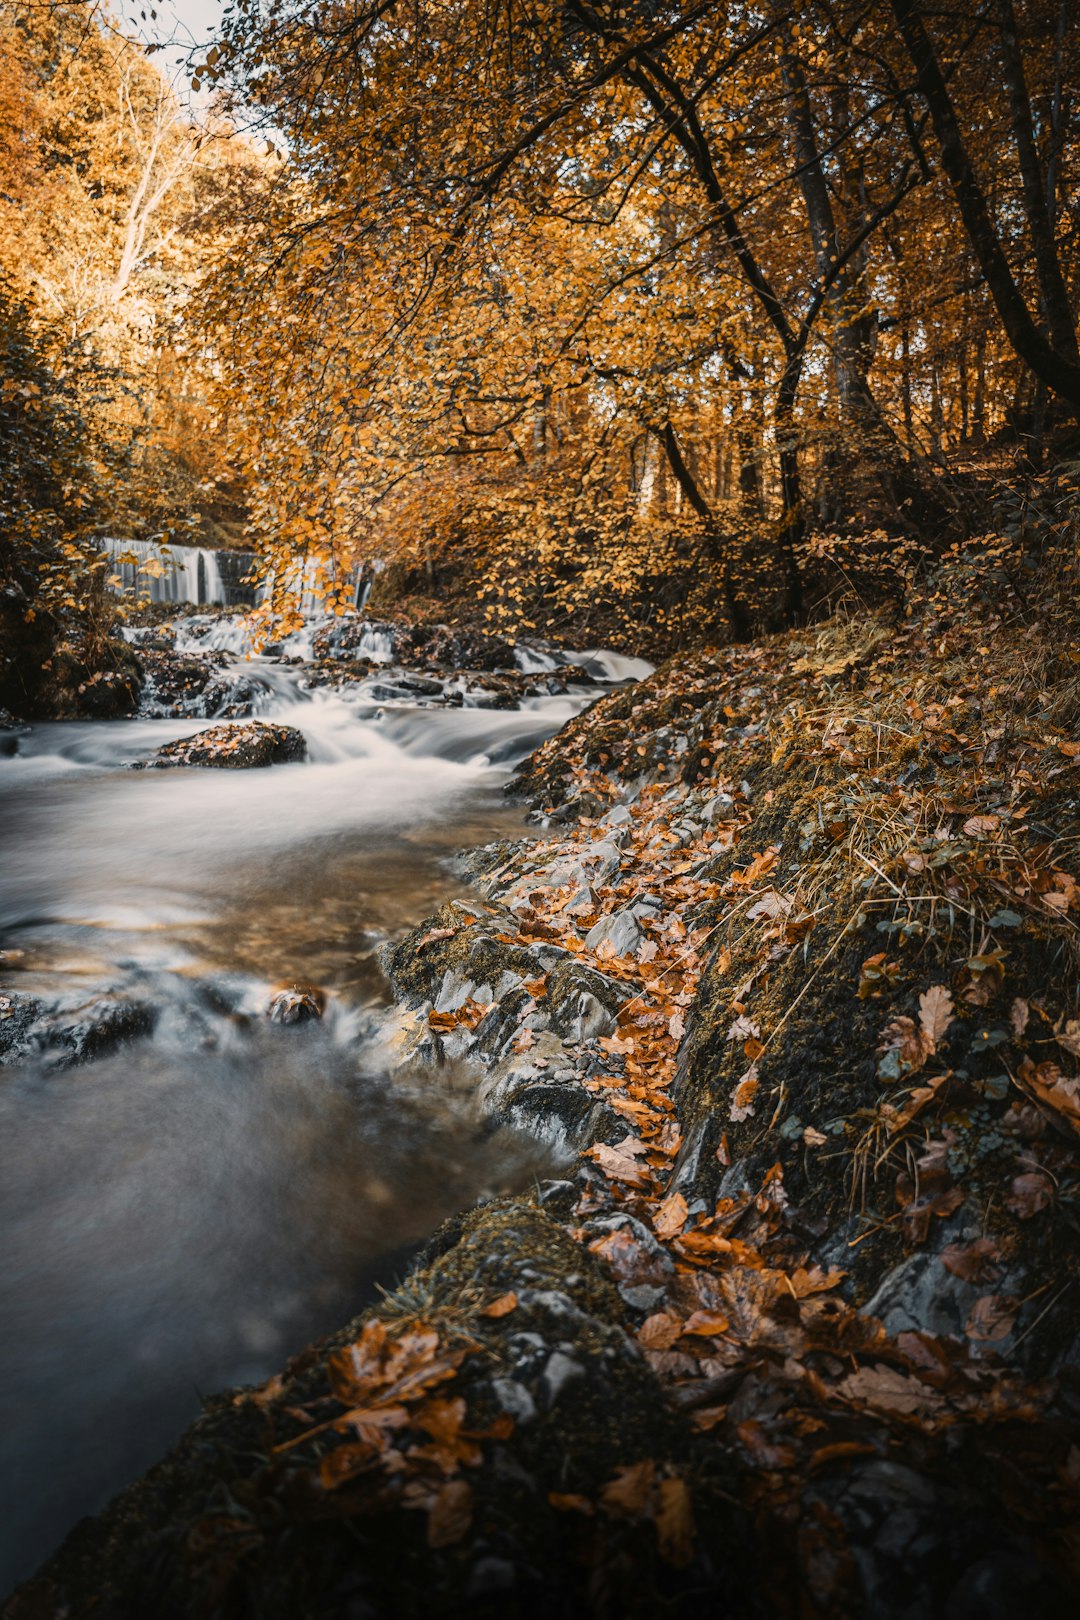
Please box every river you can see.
[0,637,644,1594]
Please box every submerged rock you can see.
[142,721,307,769]
[266,983,326,1024]
[137,648,259,719]
[0,989,155,1068]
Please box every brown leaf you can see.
[549,1491,594,1514]
[480,1291,518,1318]
[588,1141,654,1190]
[655,1476,696,1568]
[838,1364,946,1420]
[879,1015,927,1077]
[638,1313,683,1351]
[681,1309,730,1338]
[940,1237,1002,1283]
[963,814,1000,840]
[918,984,954,1052]
[1006,1170,1054,1219]
[319,1440,380,1491]
[787,1266,845,1298]
[1055,1019,1080,1059]
[600,1460,656,1518]
[736,1419,797,1468]
[427,1479,473,1548]
[1017,1058,1080,1137]
[730,1066,759,1122]
[965,1294,1019,1342]
[652,1191,689,1240]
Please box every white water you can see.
[101,541,369,618]
[100,538,251,606]
[0,635,652,1593]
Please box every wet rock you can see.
[584,905,643,958]
[0,710,28,756]
[0,990,43,1064]
[600,803,633,829]
[137,648,223,716]
[74,667,140,718]
[545,957,629,1041]
[702,791,737,824]
[0,991,156,1069]
[266,983,326,1024]
[143,721,307,769]
[398,622,515,672]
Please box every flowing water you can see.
[0,643,642,1594]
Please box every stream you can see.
[0,633,646,1594]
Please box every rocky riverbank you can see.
[7,572,1080,1619]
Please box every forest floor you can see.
[6,548,1080,1620]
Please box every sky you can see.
[136,0,223,49]
[113,0,236,110]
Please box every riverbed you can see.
[0,644,630,1593]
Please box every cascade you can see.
[100,539,258,607]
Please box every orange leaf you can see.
[549,1491,594,1514]
[480,1291,518,1318]
[656,1476,695,1568]
[600,1460,656,1518]
[680,1310,729,1337]
[637,1313,683,1351]
[652,1191,689,1240]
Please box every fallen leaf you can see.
[480,1291,518,1318]
[965,1294,1019,1342]
[549,1491,594,1514]
[1055,1019,1080,1059]
[1006,1170,1053,1219]
[588,1141,654,1189]
[963,814,1000,840]
[653,1191,689,1239]
[681,1310,730,1337]
[838,1364,946,1420]
[638,1313,683,1351]
[655,1475,695,1568]
[319,1440,379,1491]
[730,1066,759,1122]
[427,1478,473,1547]
[919,984,954,1051]
[736,1419,797,1468]
[940,1237,1002,1283]
[600,1460,655,1518]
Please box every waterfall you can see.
[101,540,375,617]
[100,539,258,607]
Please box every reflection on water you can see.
[0,659,597,1595]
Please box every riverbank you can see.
[7,558,1080,1618]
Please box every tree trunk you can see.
[891,0,1080,413]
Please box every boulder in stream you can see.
[266,983,326,1024]
[0,989,155,1068]
[143,721,307,769]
